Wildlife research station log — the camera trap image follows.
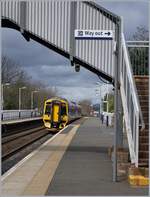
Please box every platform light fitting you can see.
[75,64,80,72]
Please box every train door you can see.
[44,102,52,121]
[53,104,60,122]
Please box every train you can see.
[43,97,82,130]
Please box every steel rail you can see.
[2,127,49,160]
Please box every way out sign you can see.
[75,30,113,40]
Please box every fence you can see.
[127,41,149,75]
[1,110,41,121]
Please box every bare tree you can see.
[2,55,58,110]
[132,26,149,41]
[2,55,31,109]
[37,86,57,113]
[129,26,149,75]
[2,55,28,84]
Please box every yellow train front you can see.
[43,97,81,130]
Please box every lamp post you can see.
[1,83,10,110]
[96,82,109,113]
[103,100,108,112]
[95,89,101,115]
[31,90,39,110]
[95,82,103,115]
[106,83,109,112]
[19,86,27,111]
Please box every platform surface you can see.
[2,117,148,196]
[2,116,42,125]
[46,118,148,196]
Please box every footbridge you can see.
[1,1,148,181]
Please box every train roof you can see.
[45,97,81,107]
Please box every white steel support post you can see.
[19,87,26,112]
[95,83,102,116]
[31,91,34,110]
[113,18,122,182]
[19,88,21,111]
[31,90,39,110]
[99,85,102,115]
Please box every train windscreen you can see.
[45,103,51,115]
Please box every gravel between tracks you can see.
[2,133,53,174]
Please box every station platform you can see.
[2,117,148,196]
[1,117,42,125]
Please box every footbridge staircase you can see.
[1,1,149,168]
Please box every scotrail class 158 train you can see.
[43,97,81,129]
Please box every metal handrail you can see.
[122,34,145,130]
[120,33,145,166]
[126,41,149,43]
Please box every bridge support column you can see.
[117,91,123,147]
[113,18,122,182]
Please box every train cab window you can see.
[45,104,51,115]
[61,104,67,115]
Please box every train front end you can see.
[43,98,69,130]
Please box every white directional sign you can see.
[75,30,113,40]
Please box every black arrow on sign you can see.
[105,32,111,36]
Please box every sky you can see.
[1,0,149,104]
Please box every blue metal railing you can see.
[1,110,41,121]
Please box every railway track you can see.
[2,118,83,174]
[2,117,82,161]
[2,126,50,160]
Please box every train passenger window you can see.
[45,104,51,115]
[61,104,66,115]
[68,105,71,114]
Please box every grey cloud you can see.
[57,84,113,103]
[98,1,148,39]
[25,64,99,88]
